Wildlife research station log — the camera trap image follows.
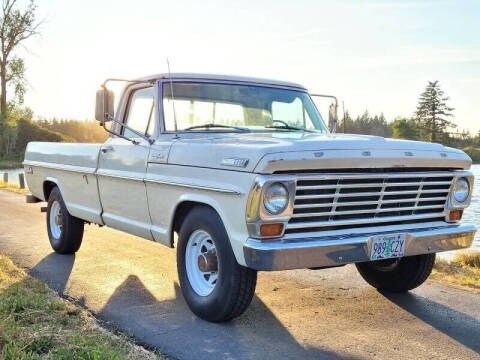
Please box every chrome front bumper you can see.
[243,224,477,271]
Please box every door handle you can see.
[101,145,114,154]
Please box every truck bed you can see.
[24,142,104,224]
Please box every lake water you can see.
[462,164,480,249]
[1,165,479,249]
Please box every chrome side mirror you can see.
[95,80,155,145]
[328,102,338,133]
[95,88,115,123]
[310,94,338,133]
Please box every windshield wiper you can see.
[265,124,314,133]
[184,123,250,132]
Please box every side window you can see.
[124,87,155,138]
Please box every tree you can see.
[392,117,423,141]
[415,81,455,142]
[0,0,41,150]
[15,118,66,154]
[3,102,31,154]
[338,110,392,137]
[37,118,108,143]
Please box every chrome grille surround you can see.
[285,171,473,237]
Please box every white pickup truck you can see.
[24,73,476,322]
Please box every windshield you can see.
[162,82,328,133]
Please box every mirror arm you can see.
[101,117,153,145]
[310,93,339,133]
[98,78,156,145]
[102,78,155,88]
[310,93,338,108]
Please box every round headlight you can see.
[263,183,289,215]
[453,177,469,203]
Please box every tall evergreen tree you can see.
[415,80,455,142]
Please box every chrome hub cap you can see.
[185,230,218,296]
[49,201,63,239]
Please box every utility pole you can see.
[342,101,346,133]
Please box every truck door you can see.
[97,86,155,240]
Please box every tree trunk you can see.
[0,61,7,126]
[431,102,436,143]
[0,61,7,155]
[432,116,436,142]
[5,132,8,156]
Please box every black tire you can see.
[46,186,84,254]
[355,253,435,293]
[177,206,257,322]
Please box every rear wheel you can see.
[177,206,257,322]
[47,187,84,254]
[355,254,436,292]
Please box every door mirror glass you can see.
[328,102,338,133]
[95,88,115,123]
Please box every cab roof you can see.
[136,73,307,90]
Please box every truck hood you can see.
[162,132,471,173]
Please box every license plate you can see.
[370,233,406,260]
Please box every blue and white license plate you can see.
[370,233,406,260]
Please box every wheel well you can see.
[43,181,57,201]
[171,201,217,247]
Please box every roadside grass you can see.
[0,254,165,360]
[0,180,29,195]
[432,252,480,290]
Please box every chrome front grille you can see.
[286,172,453,235]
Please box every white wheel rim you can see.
[185,229,218,296]
[49,201,63,239]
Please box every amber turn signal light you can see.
[449,209,463,221]
[260,223,284,237]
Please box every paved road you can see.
[1,190,479,360]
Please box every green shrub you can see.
[462,146,480,163]
[14,119,71,154]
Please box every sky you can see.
[15,0,480,133]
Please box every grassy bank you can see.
[432,252,480,290]
[0,254,164,360]
[462,146,480,164]
[0,158,23,169]
[0,181,29,195]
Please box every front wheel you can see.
[177,206,257,322]
[47,186,84,254]
[355,254,436,292]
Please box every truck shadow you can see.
[97,274,359,360]
[27,253,353,359]
[27,252,480,359]
[380,290,480,354]
[28,252,75,294]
